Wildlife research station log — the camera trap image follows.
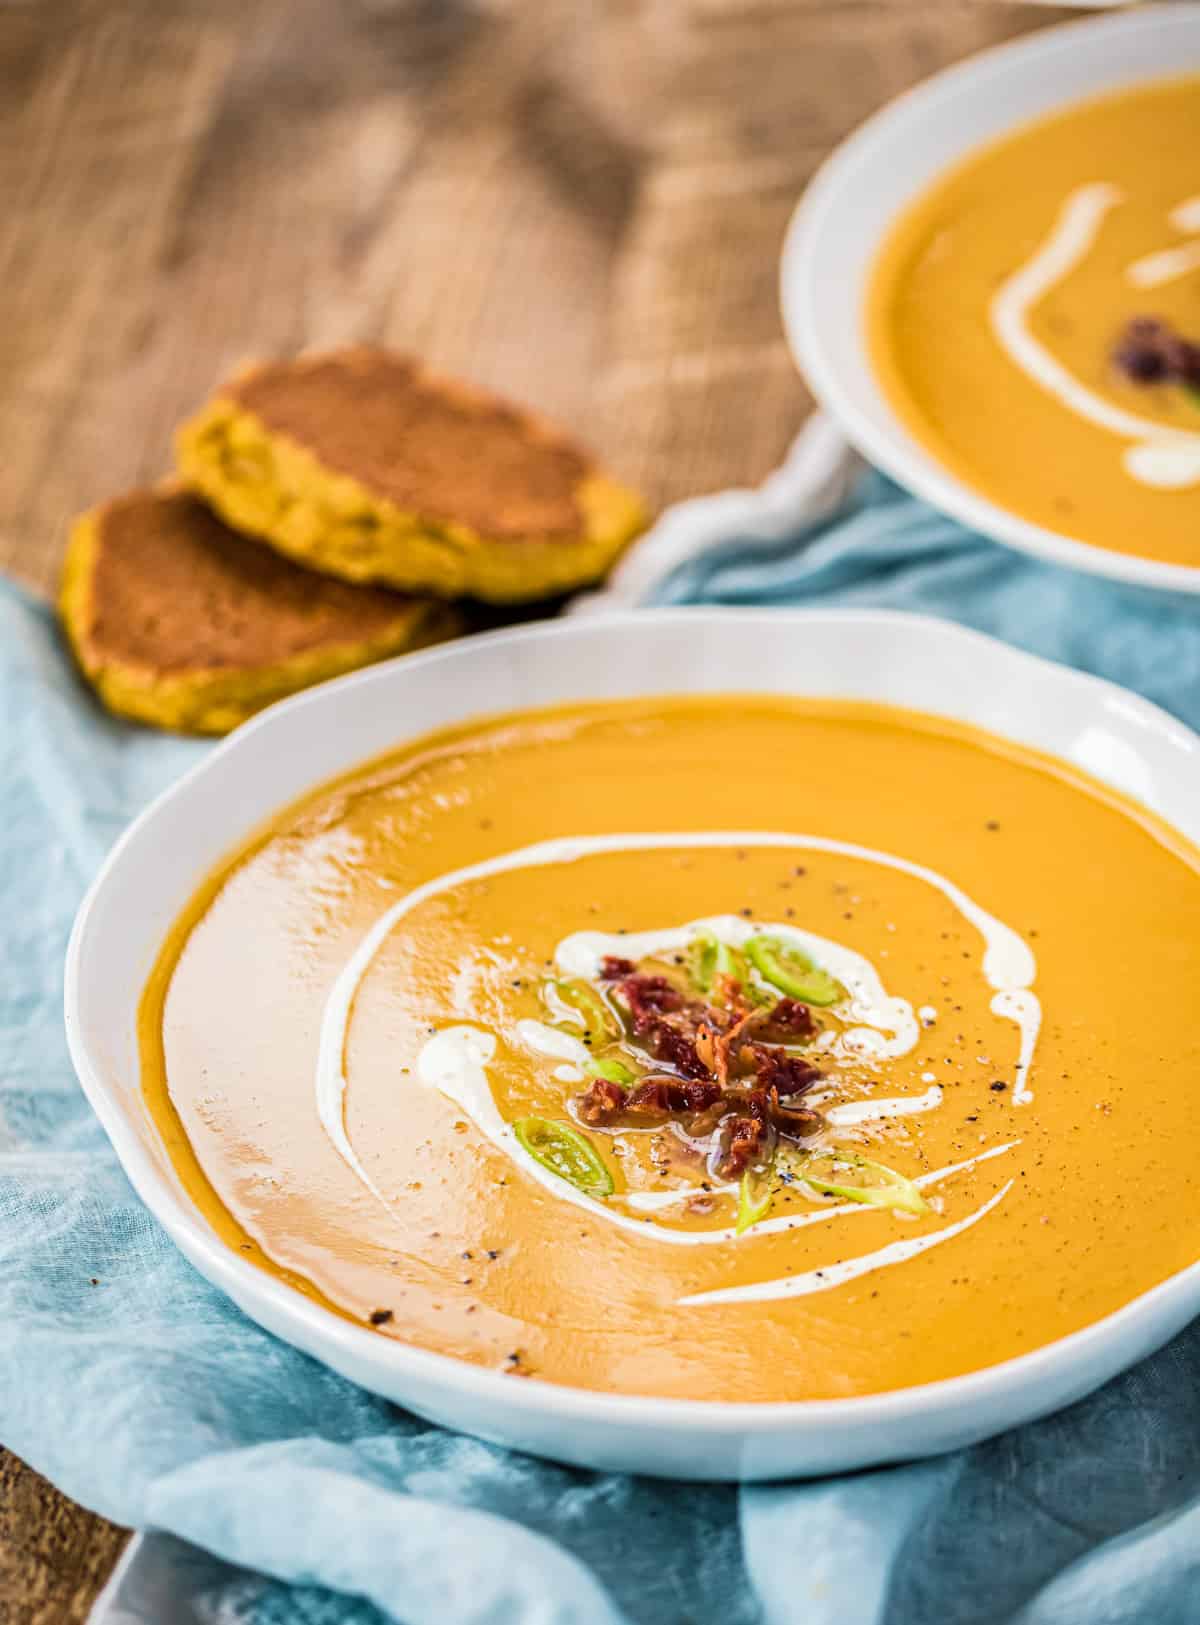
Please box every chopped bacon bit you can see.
[720,1011,754,1086]
[559,952,829,1150]
[714,974,746,1010]
[624,1076,722,1118]
[694,1023,719,1076]
[576,1076,626,1125]
[741,1087,770,1123]
[617,974,685,1029]
[599,955,636,980]
[767,1090,822,1136]
[625,1077,687,1118]
[680,1079,723,1112]
[720,1113,767,1178]
[643,1017,709,1080]
[1113,316,1200,387]
[751,1046,822,1098]
[754,997,818,1043]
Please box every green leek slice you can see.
[551,978,619,1041]
[586,1056,635,1086]
[736,1157,777,1234]
[777,1147,928,1216]
[513,1118,614,1197]
[689,929,772,1006]
[690,929,740,993]
[744,934,842,1007]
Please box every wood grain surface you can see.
[0,1,1078,1617]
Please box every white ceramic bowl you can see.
[65,610,1200,1480]
[781,4,1200,595]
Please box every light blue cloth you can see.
[5,475,1200,1625]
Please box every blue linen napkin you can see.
[5,469,1200,1625]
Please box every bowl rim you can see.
[780,2,1200,596]
[64,607,1200,1433]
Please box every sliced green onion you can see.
[513,1118,614,1197]
[744,934,842,1007]
[777,1147,928,1216]
[550,978,619,1041]
[690,929,739,993]
[736,1156,777,1235]
[586,1055,636,1086]
[690,933,716,991]
[688,929,765,1006]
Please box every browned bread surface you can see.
[176,348,647,602]
[82,488,433,670]
[60,487,458,733]
[226,348,591,540]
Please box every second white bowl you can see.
[781,4,1200,595]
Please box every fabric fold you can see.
[2,431,1198,1624]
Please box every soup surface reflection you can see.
[869,75,1200,566]
[143,696,1200,1400]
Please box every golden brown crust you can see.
[176,350,648,603]
[77,488,433,672]
[225,349,591,541]
[60,488,459,734]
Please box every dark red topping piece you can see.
[1113,317,1200,388]
[577,1076,627,1125]
[719,1113,769,1178]
[642,1018,709,1080]
[617,974,685,1028]
[753,997,818,1044]
[681,1079,725,1112]
[751,1046,822,1099]
[624,1076,723,1118]
[562,955,831,1152]
[767,1092,822,1136]
[624,1078,687,1118]
[599,955,636,980]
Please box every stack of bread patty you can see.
[60,349,646,734]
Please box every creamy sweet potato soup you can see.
[869,75,1200,567]
[142,697,1200,1401]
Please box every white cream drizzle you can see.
[515,1021,592,1085]
[1123,442,1200,490]
[315,831,1043,1301]
[515,1019,592,1067]
[620,1140,1015,1216]
[989,183,1200,491]
[1126,240,1200,290]
[825,1086,943,1126]
[1170,195,1200,233]
[317,831,1038,1155]
[416,1035,1018,1270]
[557,915,919,1063]
[415,1025,996,1251]
[418,1023,1019,1301]
[678,1181,1014,1305]
[989,989,1040,1105]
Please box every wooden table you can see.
[0,1,1081,1616]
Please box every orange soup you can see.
[869,75,1200,567]
[141,697,1200,1400]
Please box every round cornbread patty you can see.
[60,489,461,735]
[175,349,647,603]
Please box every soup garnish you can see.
[869,75,1200,563]
[141,697,1200,1399]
